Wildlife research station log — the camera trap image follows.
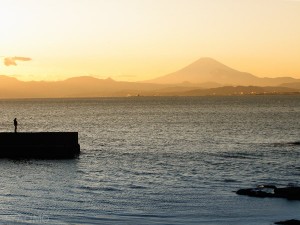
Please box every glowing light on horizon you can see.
[1,0,300,81]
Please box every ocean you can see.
[0,96,299,224]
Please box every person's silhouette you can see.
[13,118,18,133]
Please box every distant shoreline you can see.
[0,92,299,100]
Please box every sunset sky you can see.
[1,0,300,81]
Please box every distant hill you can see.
[147,58,299,86]
[0,75,186,98]
[0,75,299,98]
[1,56,300,99]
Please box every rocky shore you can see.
[236,185,300,200]
[236,185,300,224]
[275,219,300,225]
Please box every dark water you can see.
[0,96,299,224]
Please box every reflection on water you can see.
[0,96,300,224]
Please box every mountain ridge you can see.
[0,74,299,98]
[1,57,300,98]
[147,58,299,86]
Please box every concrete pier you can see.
[0,132,80,159]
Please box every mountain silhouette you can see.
[1,57,300,98]
[148,58,298,86]
[0,74,299,98]
[0,75,170,98]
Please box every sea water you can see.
[0,96,299,224]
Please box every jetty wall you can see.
[0,132,80,159]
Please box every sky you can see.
[1,0,300,81]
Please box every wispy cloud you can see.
[4,56,32,66]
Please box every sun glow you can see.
[1,0,300,81]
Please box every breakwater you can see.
[0,132,80,159]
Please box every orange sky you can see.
[1,0,300,81]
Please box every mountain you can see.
[0,75,188,98]
[148,58,257,85]
[0,75,299,98]
[147,58,299,86]
[1,57,300,98]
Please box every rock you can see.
[275,187,300,200]
[236,185,300,200]
[275,219,300,225]
[236,188,274,198]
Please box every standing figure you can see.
[14,118,18,133]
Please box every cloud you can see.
[4,56,32,66]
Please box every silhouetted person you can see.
[14,118,18,133]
